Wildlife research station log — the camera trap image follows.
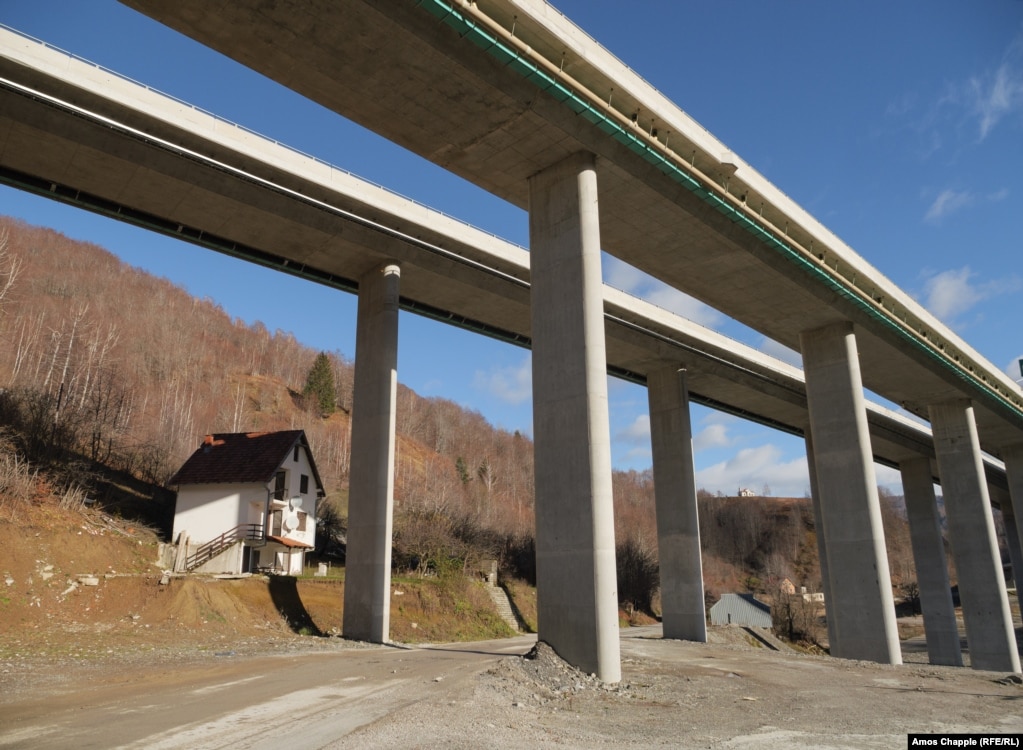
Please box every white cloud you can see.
[615,414,650,446]
[969,60,1023,141]
[696,443,810,498]
[923,187,1011,223]
[471,354,532,405]
[693,422,731,452]
[892,29,1023,157]
[924,189,973,223]
[604,256,647,291]
[603,255,724,328]
[621,445,652,464]
[919,266,1021,324]
[921,267,984,320]
[875,465,903,496]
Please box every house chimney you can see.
[204,434,214,446]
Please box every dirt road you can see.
[2,627,1021,749]
[0,636,534,749]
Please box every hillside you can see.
[0,217,535,530]
[0,484,518,658]
[0,216,924,627]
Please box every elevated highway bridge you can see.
[0,25,966,468]
[1,6,1020,680]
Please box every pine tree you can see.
[303,351,336,416]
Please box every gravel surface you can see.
[3,623,1021,748]
[321,628,1023,749]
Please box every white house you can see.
[169,430,325,575]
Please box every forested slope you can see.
[0,216,922,618]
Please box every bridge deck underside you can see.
[116,0,1023,451]
[0,39,1003,480]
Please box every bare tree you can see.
[0,226,22,310]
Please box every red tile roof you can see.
[169,430,322,489]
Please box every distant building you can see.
[169,430,325,575]
[737,487,755,497]
[709,593,772,628]
[779,578,796,596]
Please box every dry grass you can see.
[0,449,41,519]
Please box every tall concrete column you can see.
[529,151,620,683]
[804,431,837,651]
[1003,444,1023,589]
[343,263,400,643]
[647,364,706,642]
[930,400,1020,672]
[998,490,1023,591]
[900,457,962,666]
[799,321,901,665]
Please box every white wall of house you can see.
[268,444,319,550]
[172,482,267,544]
[192,542,247,575]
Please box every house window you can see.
[300,474,309,494]
[273,471,286,501]
[294,445,299,463]
[297,512,307,532]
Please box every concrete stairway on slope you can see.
[486,584,519,632]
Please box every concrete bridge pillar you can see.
[1002,443,1023,589]
[804,431,837,651]
[799,321,901,665]
[996,488,1023,592]
[930,400,1020,672]
[899,457,962,666]
[647,364,706,642]
[343,263,400,643]
[528,151,620,683]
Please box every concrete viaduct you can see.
[1,6,1021,682]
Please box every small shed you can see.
[709,593,772,628]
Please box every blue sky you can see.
[1,1,1021,497]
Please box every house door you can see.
[242,545,254,573]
